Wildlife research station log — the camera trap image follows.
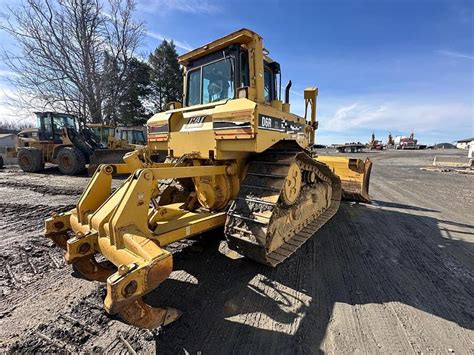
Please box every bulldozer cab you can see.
[185,45,239,106]
[148,29,314,159]
[117,127,146,145]
[87,126,147,174]
[182,37,281,107]
[87,124,146,148]
[87,124,115,146]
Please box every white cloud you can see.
[290,89,304,98]
[138,0,219,15]
[0,70,18,77]
[319,99,473,137]
[436,50,474,60]
[0,88,36,125]
[146,30,193,51]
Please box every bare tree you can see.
[0,0,144,124]
[0,119,33,131]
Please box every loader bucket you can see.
[88,149,131,175]
[315,155,372,203]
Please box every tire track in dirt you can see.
[0,203,75,241]
[341,177,474,352]
[4,270,174,354]
[0,181,83,196]
[317,206,414,353]
[0,236,67,303]
[344,206,433,352]
[0,200,76,308]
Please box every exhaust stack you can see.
[284,80,292,104]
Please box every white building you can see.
[0,133,16,149]
[456,138,474,150]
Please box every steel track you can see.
[225,148,342,266]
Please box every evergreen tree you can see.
[149,40,183,111]
[119,59,152,125]
[103,56,152,125]
[103,52,121,123]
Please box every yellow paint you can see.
[44,28,373,329]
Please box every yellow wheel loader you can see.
[15,112,133,175]
[44,29,372,329]
[16,112,98,175]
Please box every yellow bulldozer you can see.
[86,124,147,174]
[87,124,147,150]
[44,29,372,329]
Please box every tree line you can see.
[0,0,183,127]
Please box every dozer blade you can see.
[315,155,372,203]
[433,156,473,168]
[88,149,131,175]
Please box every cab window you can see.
[42,118,54,141]
[133,131,145,143]
[240,51,249,87]
[202,59,234,104]
[187,69,201,106]
[264,66,274,102]
[186,57,235,106]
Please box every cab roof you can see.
[178,28,261,66]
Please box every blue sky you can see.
[1,0,473,144]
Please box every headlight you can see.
[237,86,248,99]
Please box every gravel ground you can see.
[0,150,473,353]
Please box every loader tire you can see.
[18,147,44,173]
[57,147,86,175]
[0,155,3,169]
